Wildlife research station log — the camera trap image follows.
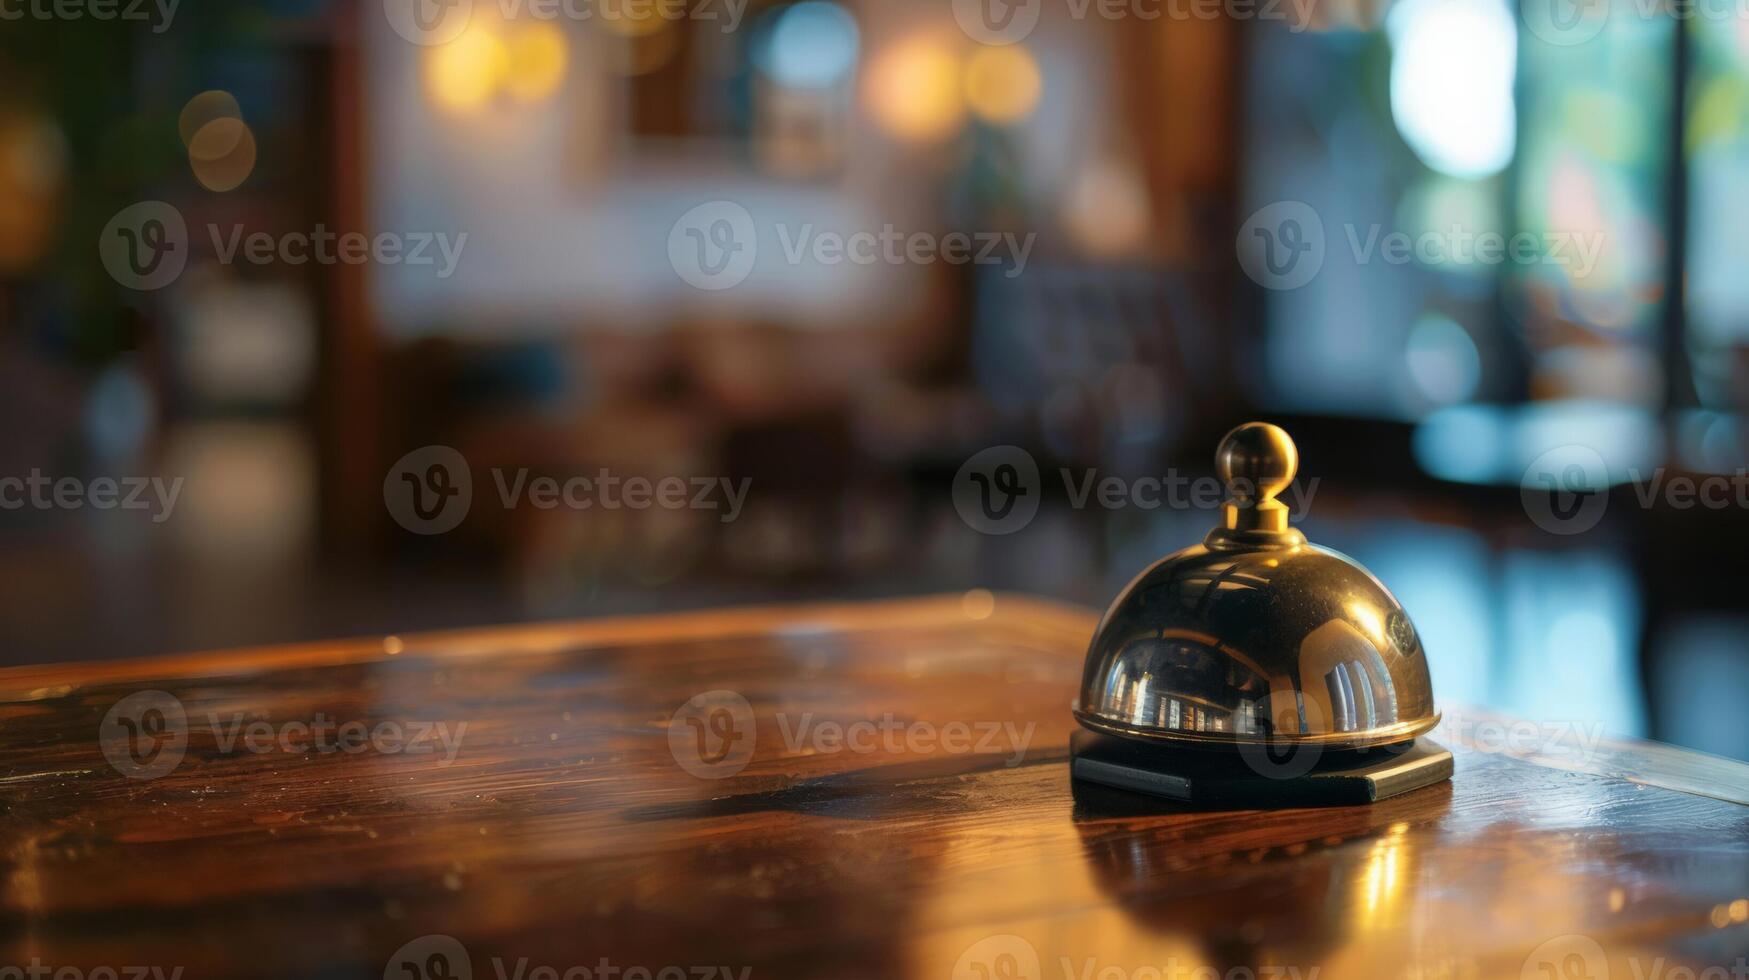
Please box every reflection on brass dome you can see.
[1074,423,1438,751]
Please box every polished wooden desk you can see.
[2,595,1746,979]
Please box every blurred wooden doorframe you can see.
[315,19,385,562]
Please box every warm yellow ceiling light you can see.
[504,22,569,102]
[964,44,1041,125]
[426,23,510,114]
[864,34,964,142]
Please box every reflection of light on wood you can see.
[1360,822,1409,927]
[426,24,509,113]
[960,589,996,621]
[909,825,1210,980]
[864,34,963,142]
[964,45,1041,125]
[188,117,257,192]
[505,22,569,102]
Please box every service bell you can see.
[1074,422,1441,755]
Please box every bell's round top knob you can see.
[1216,422,1298,535]
[1206,422,1305,549]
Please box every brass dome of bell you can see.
[1074,422,1439,752]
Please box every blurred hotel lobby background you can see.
[2,0,1748,763]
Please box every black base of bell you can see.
[1069,729,1453,807]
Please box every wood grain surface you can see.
[1,593,1746,980]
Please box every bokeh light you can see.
[1387,0,1517,178]
[864,34,964,142]
[1405,313,1482,405]
[964,45,1042,125]
[504,22,569,103]
[755,2,859,89]
[178,90,242,146]
[426,23,510,113]
[188,117,258,192]
[1061,160,1151,257]
[0,112,66,271]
